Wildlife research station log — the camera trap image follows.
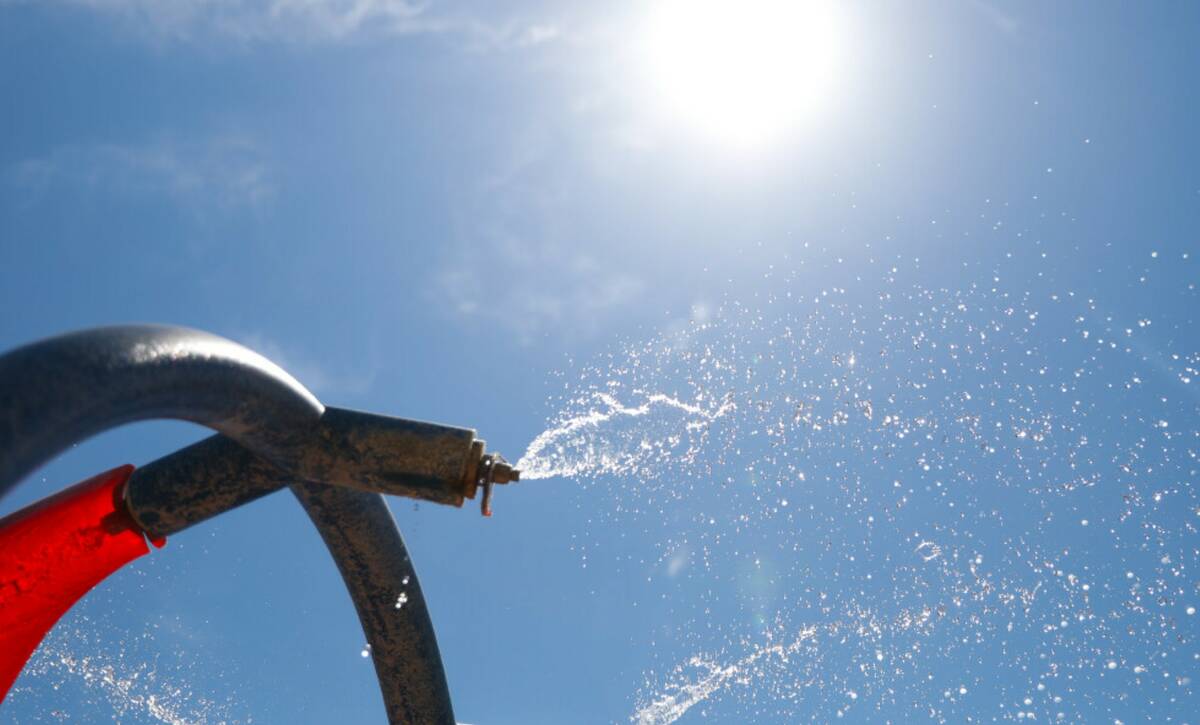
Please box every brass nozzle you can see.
[462,441,520,517]
[491,460,519,485]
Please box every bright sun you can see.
[642,0,842,149]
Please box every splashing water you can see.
[522,247,1199,723]
[8,614,238,724]
[633,626,819,725]
[517,391,736,479]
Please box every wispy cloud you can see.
[234,331,380,399]
[8,0,562,49]
[435,242,644,344]
[6,134,274,214]
[432,126,645,344]
[968,0,1020,34]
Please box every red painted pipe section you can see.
[0,465,157,700]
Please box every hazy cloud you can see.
[235,331,380,398]
[435,243,644,344]
[5,0,562,49]
[969,0,1020,34]
[432,131,643,342]
[6,135,275,213]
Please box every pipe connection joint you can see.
[461,444,520,517]
[292,407,521,516]
[124,406,522,538]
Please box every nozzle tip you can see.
[492,460,519,485]
[474,453,519,517]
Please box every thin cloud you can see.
[234,332,380,399]
[6,135,275,214]
[435,246,644,344]
[434,177,645,344]
[6,0,562,49]
[968,0,1020,34]
[432,120,645,344]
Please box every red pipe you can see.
[0,465,158,699]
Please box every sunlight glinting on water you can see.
[9,614,235,725]
[519,249,1198,722]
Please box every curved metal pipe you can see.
[295,484,456,724]
[0,324,324,498]
[125,407,481,540]
[121,436,460,723]
[0,326,457,723]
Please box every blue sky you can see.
[1,1,1198,723]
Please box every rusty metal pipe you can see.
[0,325,521,724]
[292,483,456,725]
[125,407,515,538]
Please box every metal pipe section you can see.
[0,325,324,499]
[294,484,456,725]
[125,434,470,723]
[125,407,519,538]
[127,408,519,538]
[0,325,477,723]
[125,435,287,538]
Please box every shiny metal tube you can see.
[0,324,324,498]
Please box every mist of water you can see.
[8,614,238,725]
[517,249,1198,723]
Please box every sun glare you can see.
[642,0,842,149]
